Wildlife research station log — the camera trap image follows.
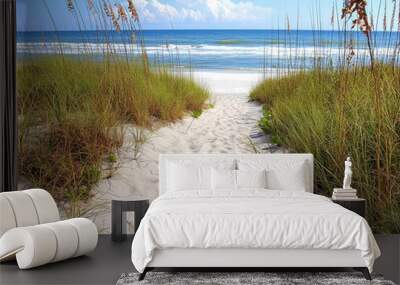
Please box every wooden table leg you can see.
[134,201,149,232]
[112,200,124,242]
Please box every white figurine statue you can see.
[343,156,352,189]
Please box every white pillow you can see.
[236,169,267,189]
[266,165,307,191]
[212,168,237,191]
[238,159,308,191]
[167,158,237,170]
[167,163,212,191]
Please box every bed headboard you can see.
[159,154,314,195]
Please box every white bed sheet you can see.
[131,190,380,273]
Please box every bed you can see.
[131,154,380,281]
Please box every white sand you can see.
[91,70,265,233]
[182,69,265,94]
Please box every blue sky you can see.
[17,0,396,31]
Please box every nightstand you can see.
[112,199,149,242]
[332,198,366,217]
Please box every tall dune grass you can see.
[251,66,400,233]
[251,0,400,233]
[17,0,209,217]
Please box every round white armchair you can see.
[0,189,98,269]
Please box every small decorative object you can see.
[112,198,150,242]
[343,156,352,189]
[332,156,358,200]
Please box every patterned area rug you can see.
[116,272,395,285]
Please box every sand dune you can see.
[91,70,264,233]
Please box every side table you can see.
[332,198,366,218]
[112,199,149,242]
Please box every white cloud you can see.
[151,0,179,18]
[204,0,271,21]
[141,8,157,22]
[181,8,205,21]
[135,0,204,22]
[134,0,271,26]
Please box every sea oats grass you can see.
[17,0,209,216]
[252,0,400,233]
[251,65,400,233]
[17,56,208,217]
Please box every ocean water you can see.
[17,29,400,70]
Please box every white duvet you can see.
[131,190,380,273]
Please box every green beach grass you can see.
[250,65,400,233]
[17,56,209,216]
[16,0,210,217]
[250,0,400,234]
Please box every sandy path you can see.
[91,71,264,233]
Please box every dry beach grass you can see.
[17,0,209,217]
[251,65,400,233]
[251,0,400,233]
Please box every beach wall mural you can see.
[16,0,399,234]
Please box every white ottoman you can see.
[0,189,98,269]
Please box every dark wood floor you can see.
[0,235,399,285]
[375,234,400,284]
[0,235,134,285]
